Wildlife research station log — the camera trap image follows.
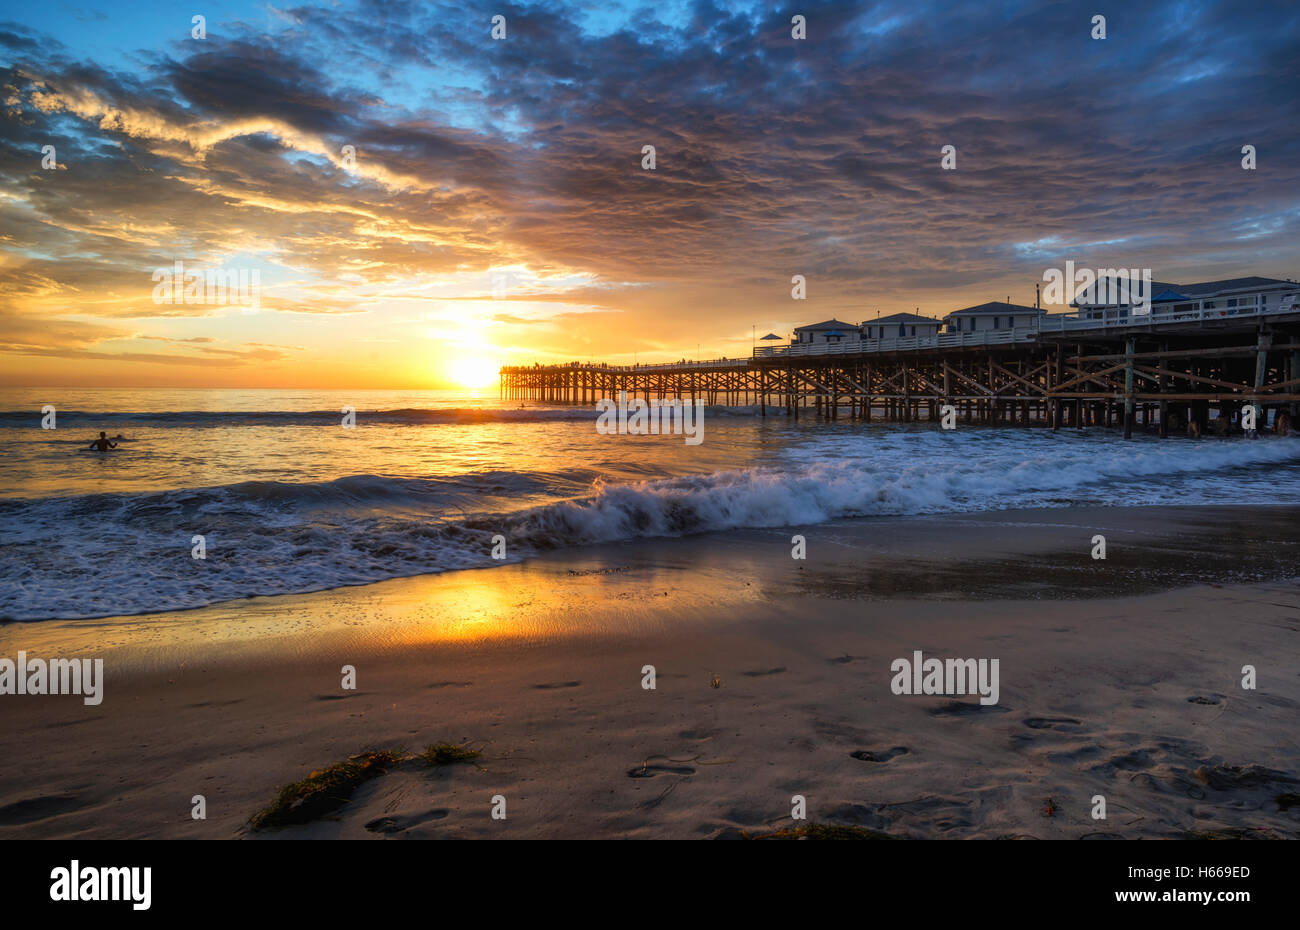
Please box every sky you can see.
[1,0,1298,388]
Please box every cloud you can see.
[1,0,1298,376]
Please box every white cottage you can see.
[943,301,1044,333]
[1074,275,1299,319]
[861,312,942,340]
[791,319,861,346]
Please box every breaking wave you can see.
[3,434,1298,621]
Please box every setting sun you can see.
[449,357,501,388]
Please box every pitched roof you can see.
[1072,278,1180,306]
[1073,276,1296,306]
[943,301,1043,318]
[793,318,858,331]
[1175,276,1295,296]
[863,312,942,326]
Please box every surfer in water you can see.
[88,431,118,451]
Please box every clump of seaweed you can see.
[249,740,486,831]
[1275,793,1300,811]
[250,749,405,830]
[420,742,480,766]
[747,823,897,841]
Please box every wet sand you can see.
[1,505,1298,839]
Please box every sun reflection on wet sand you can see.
[0,541,771,673]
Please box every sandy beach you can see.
[2,504,1297,840]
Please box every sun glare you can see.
[450,357,500,388]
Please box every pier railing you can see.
[754,329,1032,358]
[503,358,752,374]
[610,358,750,372]
[1038,299,1298,332]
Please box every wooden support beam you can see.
[942,363,995,397]
[1123,337,1135,439]
[1050,362,1127,394]
[1132,365,1252,393]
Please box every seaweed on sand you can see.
[420,742,480,766]
[250,749,405,830]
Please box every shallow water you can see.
[2,387,1299,620]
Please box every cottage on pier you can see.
[861,312,942,340]
[791,319,862,346]
[942,301,1044,333]
[1074,276,1299,320]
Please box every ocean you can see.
[2,387,1299,622]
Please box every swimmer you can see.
[88,431,118,451]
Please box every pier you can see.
[501,301,1300,437]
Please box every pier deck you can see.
[501,305,1300,437]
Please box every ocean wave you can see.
[494,435,1300,547]
[2,435,1298,621]
[0,404,772,430]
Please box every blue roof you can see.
[1152,288,1189,302]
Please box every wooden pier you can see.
[501,306,1300,437]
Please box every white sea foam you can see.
[2,426,1297,621]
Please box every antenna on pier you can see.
[1036,282,1040,309]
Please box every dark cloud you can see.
[1,0,1298,370]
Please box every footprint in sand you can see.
[742,667,786,677]
[42,716,105,729]
[0,794,86,826]
[929,701,1009,717]
[1023,716,1084,731]
[828,655,859,664]
[364,808,450,834]
[850,747,910,763]
[531,681,581,690]
[1090,748,1156,774]
[1190,763,1297,791]
[678,728,721,741]
[426,681,473,689]
[1186,694,1224,705]
[1129,772,1162,793]
[627,760,695,778]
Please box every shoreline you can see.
[5,499,1299,631]
[2,503,1298,839]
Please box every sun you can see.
[449,356,500,388]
